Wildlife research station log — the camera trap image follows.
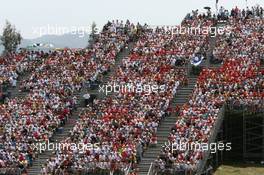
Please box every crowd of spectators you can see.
[0,51,46,89]
[0,51,49,106]
[0,20,136,174]
[218,5,263,20]
[41,10,214,175]
[155,7,264,175]
[2,6,262,175]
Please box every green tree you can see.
[1,20,22,54]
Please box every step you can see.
[138,76,197,174]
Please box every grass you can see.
[214,163,264,175]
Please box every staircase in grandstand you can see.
[261,62,264,70]
[27,42,135,175]
[138,30,221,175]
[6,72,31,99]
[138,75,198,175]
[3,60,45,100]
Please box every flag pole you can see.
[215,0,219,16]
[246,0,248,8]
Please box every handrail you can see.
[125,162,132,175]
[147,162,153,175]
[0,168,21,175]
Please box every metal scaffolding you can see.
[197,104,264,175]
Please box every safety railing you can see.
[147,162,157,175]
[125,163,132,175]
[0,168,22,175]
[52,162,132,175]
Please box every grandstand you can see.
[0,4,263,175]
